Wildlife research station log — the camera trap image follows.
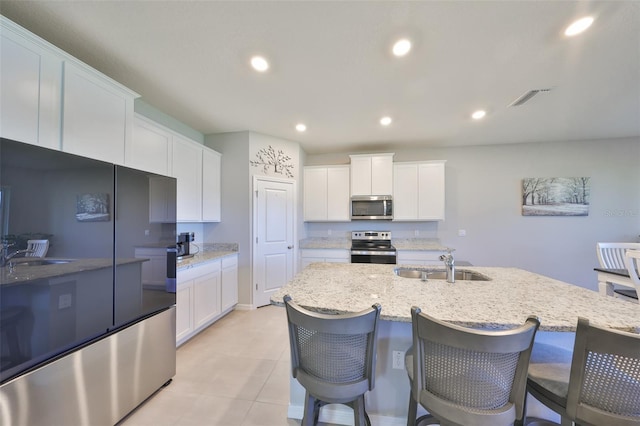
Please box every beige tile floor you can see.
[118,305,338,426]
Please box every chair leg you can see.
[407,393,418,426]
[302,392,317,426]
[352,396,367,426]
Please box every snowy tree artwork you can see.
[522,177,590,216]
[76,193,110,222]
[250,145,294,178]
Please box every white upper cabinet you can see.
[303,165,350,222]
[62,61,136,165]
[304,167,328,221]
[350,153,394,196]
[172,135,221,222]
[173,136,203,222]
[202,148,221,222]
[393,160,446,221]
[128,114,172,176]
[0,17,62,149]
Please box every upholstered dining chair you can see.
[527,317,640,426]
[283,295,381,426]
[406,306,540,426]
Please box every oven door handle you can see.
[351,250,397,256]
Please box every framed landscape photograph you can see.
[522,177,590,216]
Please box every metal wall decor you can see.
[250,145,294,178]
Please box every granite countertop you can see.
[299,237,451,251]
[1,258,145,286]
[271,263,640,333]
[392,238,451,251]
[176,243,238,270]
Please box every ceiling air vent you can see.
[509,88,553,107]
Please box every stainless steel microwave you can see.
[351,195,393,220]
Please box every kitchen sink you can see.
[394,267,490,281]
[12,259,73,267]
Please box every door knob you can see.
[288,245,294,249]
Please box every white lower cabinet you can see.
[300,249,350,270]
[397,250,447,266]
[221,254,238,312]
[176,254,238,346]
[135,247,169,288]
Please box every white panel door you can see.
[253,178,295,307]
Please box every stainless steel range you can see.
[350,231,397,264]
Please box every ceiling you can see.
[1,1,639,155]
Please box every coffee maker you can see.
[176,232,194,258]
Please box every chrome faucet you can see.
[439,250,455,283]
[1,243,34,267]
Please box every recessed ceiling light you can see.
[471,110,486,120]
[250,56,269,72]
[295,123,307,132]
[565,16,594,36]
[380,116,392,126]
[392,39,412,57]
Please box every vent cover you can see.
[509,88,553,107]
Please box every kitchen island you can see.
[270,263,640,425]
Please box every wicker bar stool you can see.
[283,295,381,426]
[406,306,540,426]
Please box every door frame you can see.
[251,175,298,308]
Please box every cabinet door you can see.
[62,62,132,165]
[304,167,328,221]
[148,176,177,223]
[176,282,193,344]
[327,166,350,221]
[221,256,238,311]
[202,148,221,222]
[0,27,61,148]
[418,162,445,220]
[193,270,221,329]
[371,155,394,195]
[129,116,172,175]
[393,163,419,221]
[350,156,372,196]
[173,136,203,221]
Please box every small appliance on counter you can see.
[176,232,195,259]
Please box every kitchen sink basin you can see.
[394,267,490,281]
[12,259,73,267]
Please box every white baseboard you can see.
[234,303,254,311]
[287,403,405,426]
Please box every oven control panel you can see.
[351,231,392,241]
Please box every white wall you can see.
[204,131,252,304]
[205,131,305,307]
[306,137,640,291]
